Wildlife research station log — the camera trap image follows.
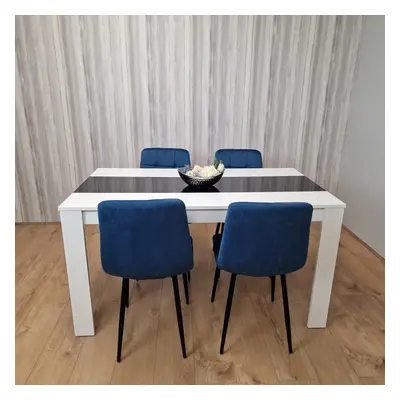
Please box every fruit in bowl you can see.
[185,160,225,178]
[178,160,225,187]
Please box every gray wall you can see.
[338,16,385,256]
[16,15,363,222]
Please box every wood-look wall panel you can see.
[300,16,336,181]
[15,15,363,221]
[315,16,364,192]
[60,16,95,182]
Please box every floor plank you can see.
[249,291,318,382]
[279,379,321,385]
[15,223,385,385]
[329,296,385,378]
[15,245,63,330]
[15,224,61,287]
[359,376,385,385]
[26,304,85,384]
[15,258,69,384]
[26,227,107,384]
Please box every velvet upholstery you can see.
[140,147,190,168]
[215,149,262,168]
[213,202,313,277]
[98,199,193,280]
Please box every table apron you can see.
[82,208,325,224]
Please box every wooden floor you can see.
[15,223,385,385]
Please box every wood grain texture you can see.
[15,223,384,385]
[15,15,364,221]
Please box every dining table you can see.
[58,167,346,337]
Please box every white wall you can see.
[338,16,385,256]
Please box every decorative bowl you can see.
[178,168,224,188]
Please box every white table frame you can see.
[59,168,345,336]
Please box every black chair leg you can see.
[220,273,237,354]
[172,276,187,358]
[211,268,221,302]
[270,276,276,302]
[215,223,225,235]
[117,278,129,362]
[125,280,130,308]
[183,273,190,305]
[188,271,191,281]
[280,275,293,354]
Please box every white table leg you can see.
[307,208,344,328]
[60,210,94,336]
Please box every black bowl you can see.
[178,169,224,188]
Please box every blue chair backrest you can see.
[140,148,190,168]
[98,199,193,280]
[215,149,262,168]
[217,202,313,277]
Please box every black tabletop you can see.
[75,175,325,193]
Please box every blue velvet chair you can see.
[98,199,193,361]
[214,149,263,236]
[140,147,190,168]
[139,147,192,282]
[211,202,313,354]
[215,149,262,168]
